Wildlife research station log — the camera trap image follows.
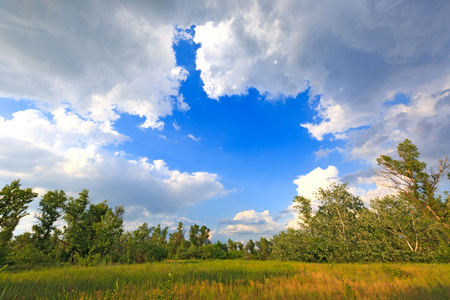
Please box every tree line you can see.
[272,139,450,262]
[0,139,449,266]
[0,182,272,266]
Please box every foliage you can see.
[168,222,185,259]
[0,180,37,263]
[276,178,450,263]
[291,183,371,262]
[155,273,176,300]
[32,190,67,251]
[124,223,168,263]
[376,139,450,232]
[370,194,447,255]
[8,232,47,265]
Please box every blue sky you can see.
[1,1,449,242]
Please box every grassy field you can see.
[1,260,449,299]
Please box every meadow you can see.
[1,260,449,299]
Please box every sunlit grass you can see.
[1,260,449,299]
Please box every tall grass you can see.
[1,260,449,299]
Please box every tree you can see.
[293,183,370,262]
[91,205,124,261]
[168,222,185,258]
[150,224,168,247]
[62,189,90,260]
[294,183,367,237]
[0,180,37,263]
[32,190,67,252]
[213,240,228,259]
[199,225,211,246]
[8,232,46,265]
[376,139,450,232]
[256,237,272,260]
[188,224,200,247]
[272,228,316,261]
[188,224,211,248]
[124,223,168,263]
[244,239,256,256]
[62,190,116,262]
[227,239,243,259]
[371,193,449,260]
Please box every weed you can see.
[103,280,126,300]
[0,264,7,273]
[381,265,409,279]
[342,280,356,299]
[155,273,176,300]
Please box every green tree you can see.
[227,239,243,259]
[0,180,37,263]
[293,183,370,262]
[188,224,200,248]
[370,194,449,260]
[8,232,46,265]
[213,240,228,259]
[272,229,316,261]
[62,189,90,260]
[91,206,124,261]
[62,191,115,262]
[150,224,168,247]
[124,223,168,263]
[168,222,186,259]
[256,237,272,260]
[199,243,214,259]
[188,224,211,250]
[32,190,67,253]
[199,225,211,246]
[376,139,450,232]
[244,239,256,257]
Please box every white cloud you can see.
[314,148,333,160]
[191,0,450,162]
[293,166,340,199]
[2,1,450,238]
[172,121,181,131]
[2,1,448,156]
[194,4,306,100]
[286,166,340,229]
[0,109,227,214]
[0,2,189,130]
[287,165,393,227]
[347,86,450,164]
[187,134,201,142]
[219,209,283,236]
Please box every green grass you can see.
[1,260,449,299]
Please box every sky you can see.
[1,0,449,242]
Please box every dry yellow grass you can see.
[1,260,449,299]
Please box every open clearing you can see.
[1,260,449,299]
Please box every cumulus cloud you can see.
[285,166,340,229]
[3,1,447,161]
[0,1,190,129]
[287,164,393,228]
[2,0,450,238]
[219,209,283,236]
[192,0,450,160]
[293,166,340,199]
[0,109,227,214]
[347,87,450,164]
